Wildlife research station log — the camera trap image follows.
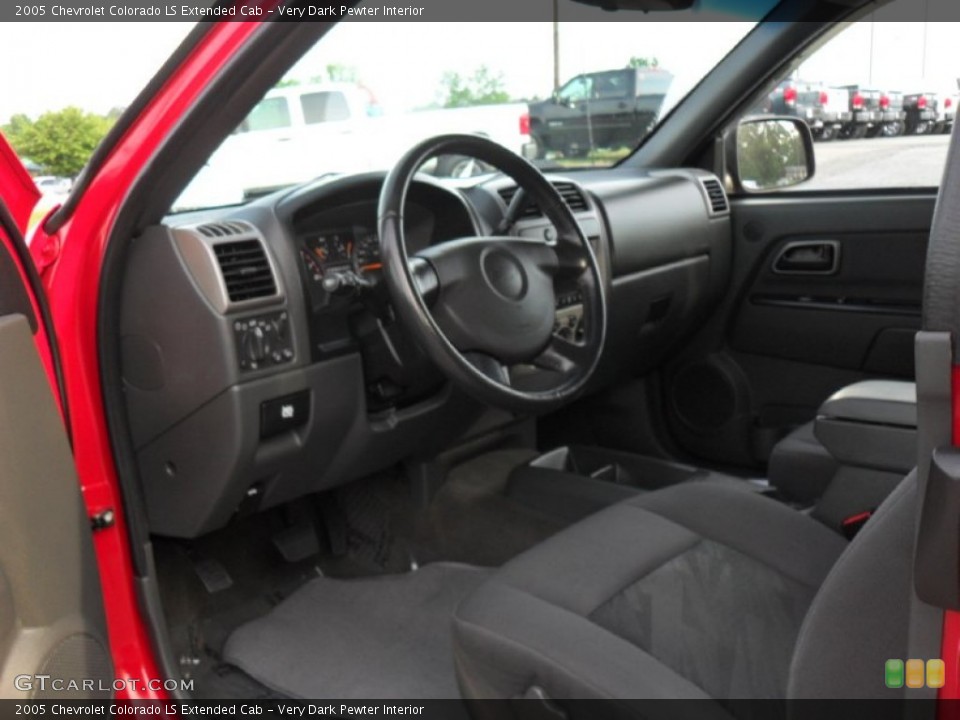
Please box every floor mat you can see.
[222,563,490,699]
[407,448,566,567]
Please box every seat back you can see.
[788,111,960,700]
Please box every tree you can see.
[627,56,659,69]
[276,65,360,89]
[3,113,33,141]
[438,66,511,108]
[3,107,113,177]
[325,64,358,83]
[737,120,807,190]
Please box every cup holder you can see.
[528,445,702,490]
[506,445,707,523]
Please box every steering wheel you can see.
[377,134,607,414]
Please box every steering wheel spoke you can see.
[532,335,591,376]
[409,257,440,305]
[465,352,512,387]
[553,235,594,276]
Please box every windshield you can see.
[174,12,767,211]
[0,12,769,215]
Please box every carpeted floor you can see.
[222,563,490,699]
[154,447,569,700]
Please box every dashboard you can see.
[120,167,732,538]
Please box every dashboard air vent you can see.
[700,178,729,215]
[197,221,250,238]
[553,182,589,212]
[213,239,277,302]
[498,181,589,219]
[497,186,543,220]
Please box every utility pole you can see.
[552,0,560,91]
[921,0,929,79]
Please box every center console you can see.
[509,380,917,535]
[769,379,917,530]
[506,445,711,524]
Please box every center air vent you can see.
[213,239,278,303]
[700,178,729,216]
[554,182,589,212]
[498,181,589,219]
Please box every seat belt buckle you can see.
[841,509,874,540]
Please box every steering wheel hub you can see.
[482,248,527,300]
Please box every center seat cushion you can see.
[452,481,848,701]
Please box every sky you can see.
[0,16,958,126]
[0,22,194,122]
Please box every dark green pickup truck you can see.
[528,67,673,158]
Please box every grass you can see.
[550,146,633,168]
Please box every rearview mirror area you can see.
[569,0,694,10]
[731,117,816,193]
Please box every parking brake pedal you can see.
[272,522,320,563]
[193,557,234,594]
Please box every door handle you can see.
[773,240,840,275]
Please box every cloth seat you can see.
[452,477,926,703]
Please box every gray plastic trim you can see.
[0,315,112,697]
[172,220,284,315]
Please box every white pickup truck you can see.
[176,83,536,209]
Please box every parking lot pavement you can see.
[801,134,951,190]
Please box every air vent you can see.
[700,178,729,215]
[553,182,589,212]
[213,239,277,303]
[197,221,251,238]
[497,186,543,220]
[497,181,589,219]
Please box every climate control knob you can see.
[234,311,294,372]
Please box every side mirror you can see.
[727,116,815,193]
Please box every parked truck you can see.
[903,91,939,135]
[765,79,850,141]
[527,67,673,158]
[873,91,906,137]
[837,85,882,139]
[935,90,957,134]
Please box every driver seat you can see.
[452,107,960,711]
